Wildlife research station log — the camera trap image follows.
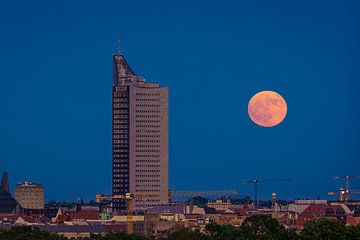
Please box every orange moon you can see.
[248,91,287,127]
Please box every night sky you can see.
[0,0,359,201]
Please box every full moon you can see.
[248,90,287,127]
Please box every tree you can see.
[241,215,298,240]
[0,226,67,240]
[89,232,145,240]
[205,223,247,240]
[345,224,360,240]
[299,218,351,240]
[167,229,209,240]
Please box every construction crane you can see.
[328,188,360,202]
[95,193,146,235]
[241,179,296,208]
[334,176,360,202]
[170,190,238,199]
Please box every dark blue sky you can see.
[0,0,359,201]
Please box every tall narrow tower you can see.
[1,171,9,193]
[112,50,168,211]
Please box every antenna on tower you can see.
[117,35,122,55]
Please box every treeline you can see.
[166,216,360,240]
[1,216,360,240]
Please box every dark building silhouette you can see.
[0,171,20,213]
[112,50,168,211]
[1,171,9,193]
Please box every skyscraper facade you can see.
[112,51,168,211]
[14,182,44,210]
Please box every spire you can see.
[1,171,9,193]
[117,37,122,55]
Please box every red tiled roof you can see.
[220,214,239,219]
[299,205,344,218]
[346,216,360,225]
[0,213,21,221]
[16,215,40,224]
[56,214,71,223]
[295,205,346,228]
[69,210,99,221]
[228,207,246,214]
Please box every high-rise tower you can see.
[112,50,168,211]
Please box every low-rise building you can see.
[207,199,232,211]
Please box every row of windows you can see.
[113,98,128,103]
[135,120,160,124]
[114,120,128,124]
[136,180,160,183]
[135,135,160,138]
[135,200,160,203]
[136,98,160,102]
[135,115,160,119]
[135,93,160,96]
[135,104,160,108]
[114,103,129,108]
[114,159,128,163]
[135,150,160,153]
[135,174,160,178]
[113,190,128,194]
[135,154,160,158]
[113,154,128,157]
[114,140,128,144]
[136,169,160,173]
[114,159,129,163]
[115,131,161,135]
[114,129,129,133]
[113,184,129,188]
[114,134,128,138]
[135,119,160,123]
[114,125,128,129]
[114,138,128,143]
[114,109,128,114]
[114,84,130,92]
[134,190,161,194]
[135,165,160,168]
[113,164,128,167]
[113,149,128,153]
[135,140,160,143]
[135,145,160,148]
[114,154,128,158]
[114,115,128,119]
[113,162,128,167]
[114,144,128,148]
[113,160,129,164]
[113,169,128,173]
[113,178,129,182]
[136,129,160,133]
[113,91,128,97]
[133,192,161,198]
[135,184,161,188]
[135,109,160,113]
[135,160,160,163]
[135,125,160,128]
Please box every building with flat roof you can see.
[112,49,168,211]
[14,182,44,210]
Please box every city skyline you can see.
[0,0,359,202]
